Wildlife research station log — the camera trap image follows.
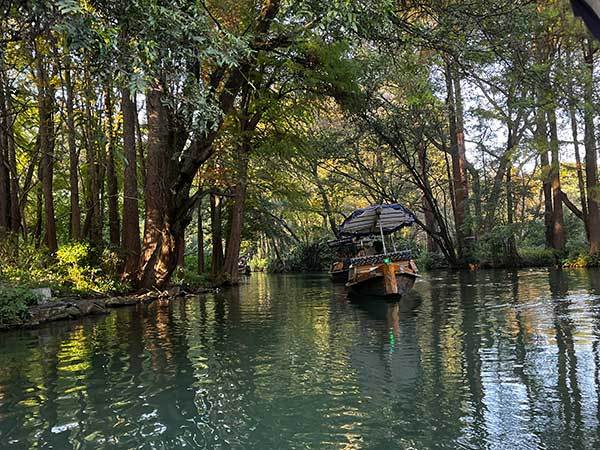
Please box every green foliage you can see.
[562,253,600,268]
[518,248,558,268]
[249,256,269,272]
[170,255,212,288]
[287,240,333,272]
[475,225,520,267]
[416,251,448,271]
[249,240,334,273]
[56,241,90,266]
[0,239,126,295]
[55,243,126,294]
[0,286,40,326]
[0,238,53,288]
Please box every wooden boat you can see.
[346,251,419,297]
[339,204,419,298]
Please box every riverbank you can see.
[0,286,216,331]
[2,247,598,331]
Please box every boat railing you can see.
[349,250,412,267]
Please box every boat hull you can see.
[346,258,418,298]
[329,269,349,283]
[347,273,417,298]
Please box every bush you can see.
[55,242,126,293]
[562,252,600,268]
[171,257,212,288]
[182,254,212,276]
[0,238,54,287]
[249,256,268,272]
[0,238,127,295]
[0,286,40,326]
[287,239,335,272]
[518,247,558,268]
[416,251,448,270]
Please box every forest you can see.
[1,0,600,298]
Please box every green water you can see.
[1,269,600,449]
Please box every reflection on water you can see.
[1,269,600,449]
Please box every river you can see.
[1,269,600,449]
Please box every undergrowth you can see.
[0,286,40,326]
[0,238,128,295]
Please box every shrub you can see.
[55,242,116,293]
[0,286,40,326]
[563,252,600,268]
[518,247,558,268]
[0,238,55,287]
[287,240,333,272]
[0,238,127,295]
[249,256,268,272]
[56,242,90,266]
[171,259,212,288]
[416,251,448,270]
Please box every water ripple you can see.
[1,269,600,449]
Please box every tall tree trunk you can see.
[121,87,141,280]
[467,163,482,234]
[547,106,566,252]
[7,100,19,234]
[417,141,438,253]
[567,97,589,239]
[583,41,600,255]
[177,231,185,268]
[210,192,224,278]
[223,139,250,282]
[138,83,179,289]
[83,73,102,245]
[34,165,43,247]
[35,48,57,253]
[105,81,120,246]
[64,49,81,240]
[134,92,146,192]
[534,21,555,251]
[311,162,338,238]
[445,63,471,262]
[506,166,519,263]
[0,61,18,234]
[197,196,205,274]
[536,100,554,249]
[0,78,10,233]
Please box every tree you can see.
[121,87,140,280]
[35,40,58,253]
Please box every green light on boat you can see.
[383,258,391,264]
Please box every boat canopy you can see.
[571,0,600,40]
[339,204,415,238]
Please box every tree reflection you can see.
[3,271,600,449]
[549,269,584,449]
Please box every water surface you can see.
[1,269,600,449]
